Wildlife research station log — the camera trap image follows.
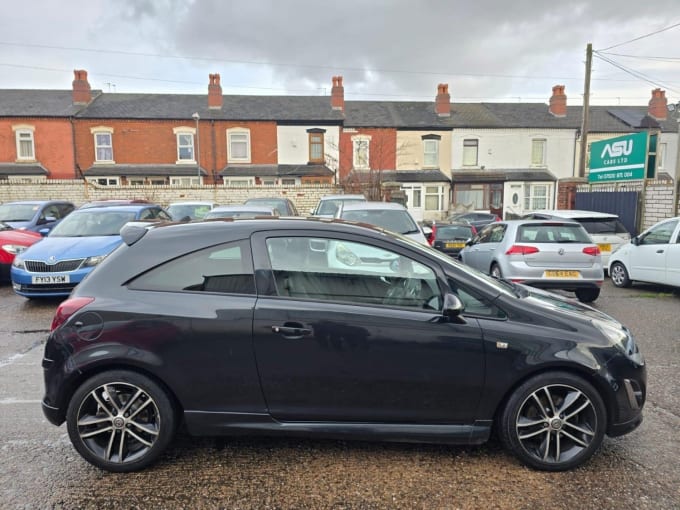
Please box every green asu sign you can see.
[588,132,649,183]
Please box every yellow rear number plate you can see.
[598,243,611,252]
[544,270,580,278]
[445,242,465,249]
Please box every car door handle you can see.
[271,324,312,339]
[656,249,664,254]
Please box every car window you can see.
[577,218,628,235]
[517,224,590,243]
[340,209,418,235]
[129,240,255,294]
[41,205,61,221]
[50,210,137,236]
[436,225,474,240]
[266,236,441,310]
[447,278,506,319]
[639,219,679,245]
[488,224,506,242]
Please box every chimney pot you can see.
[208,73,223,109]
[549,84,567,117]
[331,75,345,112]
[648,88,667,120]
[72,69,92,105]
[435,83,451,117]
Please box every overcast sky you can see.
[0,0,678,107]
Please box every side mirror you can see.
[631,236,639,246]
[39,228,50,237]
[465,238,474,247]
[442,293,466,323]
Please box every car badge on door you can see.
[558,248,565,256]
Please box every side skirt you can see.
[184,411,492,445]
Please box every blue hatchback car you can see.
[11,205,171,298]
[0,200,75,234]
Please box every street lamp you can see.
[192,112,201,184]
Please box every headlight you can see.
[12,256,25,269]
[592,318,642,364]
[2,244,28,255]
[82,255,107,268]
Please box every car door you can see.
[463,223,506,274]
[629,219,679,284]
[665,220,680,286]
[250,231,485,424]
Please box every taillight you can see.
[583,246,601,256]
[506,245,540,255]
[51,297,95,331]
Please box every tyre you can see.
[490,263,502,279]
[610,262,632,288]
[66,370,177,472]
[575,288,600,303]
[499,371,606,471]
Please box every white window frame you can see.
[227,128,251,163]
[13,125,35,161]
[463,139,478,166]
[149,178,167,185]
[261,178,277,186]
[223,178,254,187]
[424,185,444,211]
[531,138,547,166]
[170,176,201,186]
[658,142,667,169]
[524,183,550,210]
[352,135,371,170]
[88,177,120,186]
[173,126,196,164]
[281,178,297,186]
[129,178,145,186]
[90,126,115,163]
[423,140,439,168]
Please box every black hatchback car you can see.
[431,222,477,258]
[42,218,645,472]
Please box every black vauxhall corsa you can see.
[41,218,646,472]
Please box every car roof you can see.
[5,200,71,205]
[168,201,214,206]
[527,209,619,219]
[318,194,366,201]
[245,197,289,202]
[72,204,159,213]
[340,201,408,211]
[210,205,274,212]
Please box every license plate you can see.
[445,242,465,249]
[544,270,580,278]
[598,243,611,252]
[31,275,69,284]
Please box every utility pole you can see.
[578,43,593,178]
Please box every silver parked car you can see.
[336,201,429,244]
[459,220,604,302]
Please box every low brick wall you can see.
[0,180,343,214]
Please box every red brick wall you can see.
[338,128,397,181]
[0,118,76,179]
[74,119,278,183]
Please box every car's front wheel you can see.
[610,262,632,288]
[499,371,606,471]
[66,370,177,472]
[575,288,600,303]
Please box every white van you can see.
[522,210,631,268]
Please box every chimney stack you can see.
[72,69,92,105]
[331,76,344,112]
[549,85,567,117]
[435,83,451,117]
[208,73,223,109]
[648,88,667,120]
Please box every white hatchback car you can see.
[522,210,630,269]
[609,216,680,289]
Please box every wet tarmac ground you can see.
[1,281,678,509]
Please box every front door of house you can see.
[401,185,424,221]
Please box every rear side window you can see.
[576,218,629,235]
[129,240,255,294]
[518,224,591,243]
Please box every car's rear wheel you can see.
[490,263,502,279]
[610,262,632,288]
[66,370,177,472]
[499,371,606,471]
[575,288,600,303]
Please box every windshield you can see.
[341,209,419,235]
[517,223,591,243]
[318,198,365,216]
[0,203,38,222]
[167,204,212,219]
[436,225,474,240]
[50,210,137,237]
[245,199,287,215]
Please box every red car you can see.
[0,222,42,281]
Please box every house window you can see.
[170,177,201,186]
[15,129,35,160]
[454,184,487,209]
[281,178,296,186]
[531,139,546,166]
[425,186,444,211]
[308,129,325,163]
[463,139,478,166]
[658,143,667,169]
[261,178,277,186]
[129,178,145,186]
[423,140,439,168]
[150,178,167,185]
[352,136,370,169]
[89,177,119,186]
[524,184,549,210]
[227,128,251,163]
[224,178,253,187]
[177,133,195,162]
[91,127,114,163]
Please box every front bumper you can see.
[603,352,646,438]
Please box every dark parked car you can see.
[448,211,500,230]
[244,197,299,216]
[430,222,477,258]
[0,200,75,234]
[42,218,645,472]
